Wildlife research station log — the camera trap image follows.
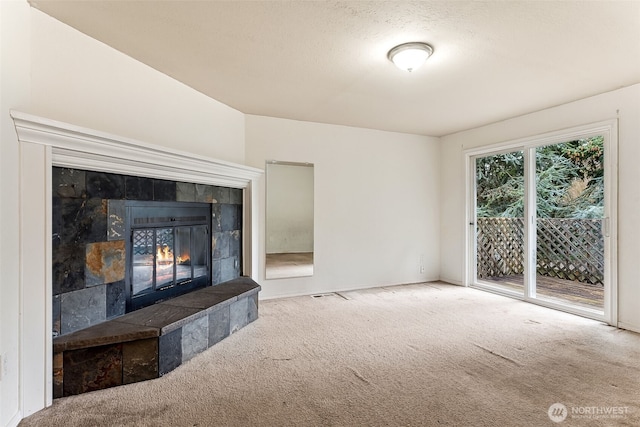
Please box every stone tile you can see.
[221,204,238,231]
[159,327,182,375]
[181,316,208,363]
[195,184,214,203]
[236,205,243,230]
[229,296,249,334]
[116,303,201,333]
[54,198,87,245]
[86,171,124,199]
[229,230,241,257]
[212,232,230,259]
[212,277,261,296]
[54,319,158,352]
[52,167,86,198]
[54,198,107,245]
[122,338,159,384]
[53,352,64,399]
[220,257,239,283]
[85,240,125,286]
[52,294,61,337]
[106,280,126,319]
[127,277,257,314]
[52,244,85,295]
[107,200,125,241]
[162,287,236,311]
[52,197,62,248]
[211,204,222,232]
[212,186,230,204]
[125,176,153,200]
[60,285,106,335]
[84,198,109,243]
[63,343,122,396]
[211,232,217,257]
[176,182,196,202]
[229,188,243,205]
[211,259,222,285]
[153,179,176,201]
[247,292,259,324]
[208,305,230,347]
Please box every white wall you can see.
[0,3,248,426]
[0,2,31,426]
[266,163,314,254]
[440,84,640,331]
[246,115,440,299]
[30,9,245,164]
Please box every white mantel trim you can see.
[10,110,262,419]
[10,110,262,187]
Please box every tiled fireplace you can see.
[11,111,262,408]
[52,167,244,336]
[50,166,263,397]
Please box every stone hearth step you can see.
[52,277,260,398]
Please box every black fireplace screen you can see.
[126,201,211,311]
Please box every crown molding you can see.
[10,110,263,188]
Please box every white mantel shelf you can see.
[10,110,263,188]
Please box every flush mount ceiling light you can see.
[387,42,434,72]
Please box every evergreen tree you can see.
[476,136,604,218]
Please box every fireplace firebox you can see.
[126,201,211,311]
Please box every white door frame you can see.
[464,120,618,325]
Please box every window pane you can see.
[534,138,604,310]
[156,228,174,289]
[475,150,525,295]
[132,229,154,296]
[192,225,208,279]
[175,227,192,282]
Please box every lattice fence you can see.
[476,217,604,285]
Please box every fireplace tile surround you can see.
[52,167,244,337]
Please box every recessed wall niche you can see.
[52,167,243,337]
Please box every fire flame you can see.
[156,244,190,264]
[157,244,172,261]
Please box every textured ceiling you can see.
[30,1,640,137]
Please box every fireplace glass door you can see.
[127,201,211,311]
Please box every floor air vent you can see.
[311,293,336,298]
[311,292,349,300]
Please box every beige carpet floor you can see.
[20,282,640,426]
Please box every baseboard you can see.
[259,279,441,301]
[259,283,383,301]
[617,322,640,334]
[438,277,463,286]
[4,410,22,427]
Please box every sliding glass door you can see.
[468,123,616,323]
[474,150,525,296]
[534,139,605,311]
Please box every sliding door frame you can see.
[463,120,618,325]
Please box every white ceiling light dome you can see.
[387,42,434,72]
